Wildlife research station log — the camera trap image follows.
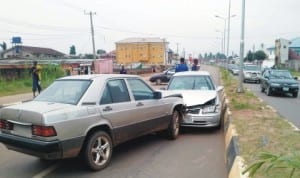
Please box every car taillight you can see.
[32,125,57,137]
[0,119,14,130]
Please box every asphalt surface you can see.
[0,65,227,178]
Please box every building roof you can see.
[116,37,168,44]
[6,45,65,56]
[289,37,300,48]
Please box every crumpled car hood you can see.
[160,90,217,106]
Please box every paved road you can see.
[0,66,227,178]
[243,80,300,128]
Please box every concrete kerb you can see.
[223,104,248,178]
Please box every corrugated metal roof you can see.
[289,37,300,48]
[116,37,168,44]
[6,45,65,56]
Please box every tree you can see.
[97,49,106,55]
[245,50,254,61]
[69,45,76,55]
[255,50,267,61]
[0,42,7,50]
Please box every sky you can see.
[1,0,300,58]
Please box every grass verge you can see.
[221,69,300,178]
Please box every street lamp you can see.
[215,15,226,56]
[216,30,225,54]
[215,14,236,69]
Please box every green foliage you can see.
[69,45,76,55]
[97,49,106,55]
[255,50,267,60]
[243,152,300,178]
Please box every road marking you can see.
[32,163,61,178]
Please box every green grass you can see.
[220,68,300,178]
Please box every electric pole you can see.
[85,11,96,59]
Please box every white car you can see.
[161,71,224,128]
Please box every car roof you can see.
[58,74,140,81]
[173,71,211,77]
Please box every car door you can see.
[126,78,170,134]
[98,79,140,144]
[261,71,269,89]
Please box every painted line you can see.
[286,120,300,131]
[32,163,61,178]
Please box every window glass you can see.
[127,79,154,100]
[35,80,91,105]
[100,79,130,104]
[168,76,215,90]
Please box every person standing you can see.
[191,58,199,71]
[120,65,127,74]
[30,61,42,97]
[175,57,189,72]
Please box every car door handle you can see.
[103,106,112,112]
[136,102,144,107]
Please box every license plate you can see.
[13,124,32,137]
[283,87,289,91]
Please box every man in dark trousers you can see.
[30,61,42,97]
[120,65,127,74]
[175,57,189,72]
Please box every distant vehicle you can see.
[260,69,299,97]
[149,67,175,85]
[0,74,184,171]
[161,71,224,129]
[228,64,240,75]
[242,64,261,83]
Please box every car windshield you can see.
[244,65,260,71]
[270,71,293,79]
[168,75,215,90]
[34,80,92,105]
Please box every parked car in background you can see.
[228,64,240,75]
[161,71,224,129]
[149,66,175,85]
[260,69,299,97]
[0,74,184,171]
[242,64,261,83]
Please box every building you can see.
[2,45,65,59]
[115,38,169,65]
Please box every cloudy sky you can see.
[1,0,300,58]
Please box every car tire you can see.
[266,86,272,96]
[260,84,265,92]
[293,92,298,98]
[84,131,113,171]
[155,78,161,85]
[166,109,180,140]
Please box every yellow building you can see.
[116,38,169,65]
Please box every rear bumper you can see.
[0,132,62,160]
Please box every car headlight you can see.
[270,83,280,87]
[291,84,299,87]
[244,73,251,77]
[202,105,220,114]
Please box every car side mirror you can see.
[153,91,162,99]
[265,76,269,79]
[217,86,224,92]
[294,76,298,80]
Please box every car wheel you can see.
[84,131,113,171]
[266,86,272,96]
[155,78,161,85]
[166,109,180,140]
[293,92,298,98]
[260,84,265,92]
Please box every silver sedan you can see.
[0,74,184,171]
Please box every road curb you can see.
[223,106,248,178]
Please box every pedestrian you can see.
[175,57,189,72]
[191,58,199,71]
[30,61,42,97]
[120,65,127,74]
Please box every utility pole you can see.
[227,0,231,59]
[176,43,179,61]
[85,11,96,60]
[237,0,245,93]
